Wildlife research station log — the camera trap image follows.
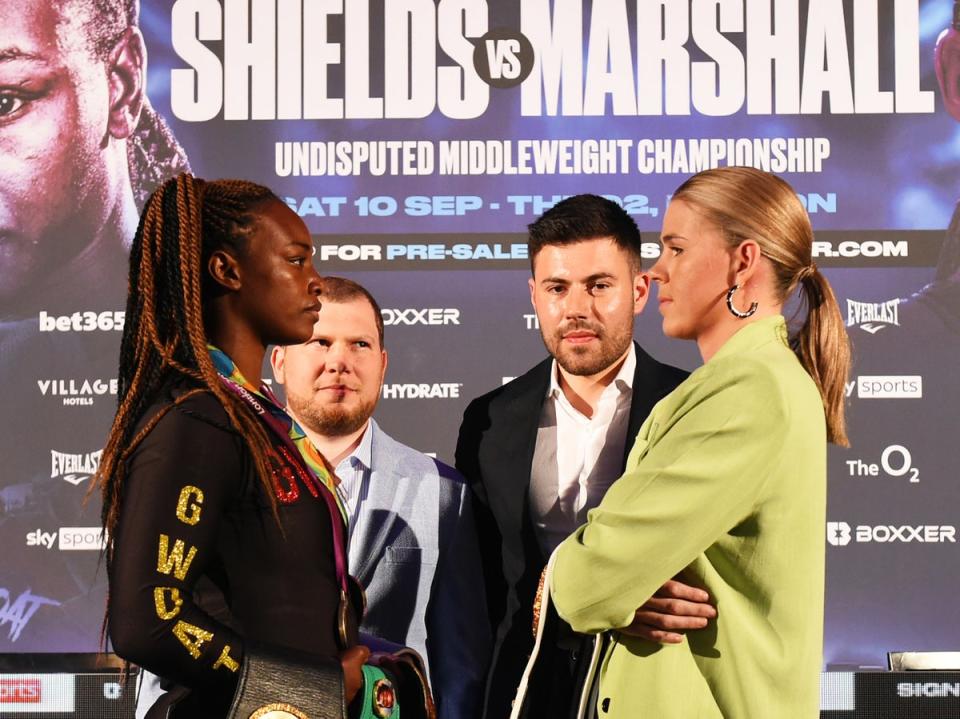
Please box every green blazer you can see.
[551,316,826,718]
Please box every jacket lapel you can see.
[622,342,682,470]
[488,358,552,563]
[347,420,401,585]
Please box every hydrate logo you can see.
[897,682,960,698]
[828,521,956,545]
[0,678,41,703]
[854,376,922,399]
[50,450,103,485]
[38,310,124,332]
[826,522,852,546]
[846,299,900,334]
[37,379,118,406]
[381,383,461,399]
[381,308,460,326]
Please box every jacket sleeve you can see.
[550,360,788,634]
[108,398,246,697]
[427,472,492,719]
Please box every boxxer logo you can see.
[827,522,852,546]
[381,308,460,326]
[828,521,957,545]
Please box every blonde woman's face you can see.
[649,200,735,340]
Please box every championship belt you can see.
[226,641,347,719]
[357,665,398,719]
[509,551,608,719]
[358,635,436,719]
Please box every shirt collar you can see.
[547,342,636,399]
[339,419,374,472]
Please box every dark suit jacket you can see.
[455,343,688,719]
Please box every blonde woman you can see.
[550,167,850,718]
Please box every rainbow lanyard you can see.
[208,345,348,526]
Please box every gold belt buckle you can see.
[249,703,308,719]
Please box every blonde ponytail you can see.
[791,268,851,446]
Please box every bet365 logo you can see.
[472,29,534,88]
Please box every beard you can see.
[287,388,378,437]
[542,319,633,377]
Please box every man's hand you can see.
[619,577,717,644]
[339,645,371,703]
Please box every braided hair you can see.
[97,174,286,559]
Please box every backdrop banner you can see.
[0,0,957,674]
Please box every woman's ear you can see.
[731,240,762,284]
[207,250,242,291]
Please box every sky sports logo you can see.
[25,527,107,551]
[0,675,74,711]
[0,678,40,703]
[827,521,956,546]
[845,376,922,399]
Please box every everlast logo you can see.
[897,682,960,698]
[37,379,118,406]
[846,298,900,333]
[381,383,461,399]
[51,450,103,485]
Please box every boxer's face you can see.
[0,0,126,304]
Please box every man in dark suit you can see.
[456,195,716,719]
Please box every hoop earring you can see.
[726,284,758,319]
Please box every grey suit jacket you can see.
[350,419,491,719]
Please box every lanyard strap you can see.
[209,348,349,594]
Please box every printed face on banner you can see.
[273,298,387,438]
[651,201,735,341]
[0,0,140,309]
[229,199,322,347]
[529,238,647,377]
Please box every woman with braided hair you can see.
[99,173,371,718]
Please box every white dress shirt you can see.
[335,421,374,543]
[529,345,636,555]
